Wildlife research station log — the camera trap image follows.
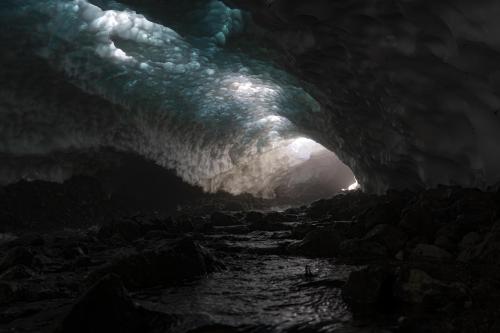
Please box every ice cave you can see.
[1,0,500,332]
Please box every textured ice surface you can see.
[221,0,500,193]
[0,0,351,197]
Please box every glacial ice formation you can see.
[221,0,500,193]
[0,0,354,198]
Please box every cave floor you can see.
[1,187,500,332]
[0,224,359,332]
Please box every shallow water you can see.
[135,231,357,332]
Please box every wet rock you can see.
[87,238,224,289]
[399,205,435,241]
[0,264,34,280]
[457,227,500,264]
[187,324,244,333]
[55,274,172,333]
[356,198,407,231]
[306,192,375,220]
[244,211,264,224]
[434,235,455,253]
[411,244,453,261]
[98,219,142,242]
[0,281,16,305]
[393,268,467,307]
[290,223,316,240]
[453,189,497,227]
[264,212,295,223]
[434,223,462,249]
[342,266,394,309]
[5,233,44,248]
[287,227,342,257]
[249,219,289,232]
[61,246,87,260]
[339,238,389,259]
[0,246,34,272]
[306,199,333,219]
[210,212,239,226]
[458,232,481,250]
[215,225,250,235]
[363,224,407,255]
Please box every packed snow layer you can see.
[0,0,354,198]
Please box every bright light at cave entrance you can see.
[347,180,360,191]
[287,137,324,160]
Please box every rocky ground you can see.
[1,185,500,332]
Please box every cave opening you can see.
[3,0,500,332]
[0,0,358,207]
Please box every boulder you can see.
[410,244,453,261]
[0,246,34,272]
[244,211,265,224]
[458,232,481,250]
[249,219,289,232]
[287,227,342,257]
[339,238,389,259]
[356,199,406,231]
[0,281,16,305]
[0,264,34,280]
[98,219,142,242]
[393,268,467,306]
[363,224,407,255]
[55,274,172,333]
[86,238,224,289]
[210,212,239,226]
[290,223,316,239]
[342,266,394,309]
[399,204,435,241]
[457,222,500,263]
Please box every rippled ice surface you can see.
[135,233,357,332]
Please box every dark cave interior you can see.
[1,1,500,332]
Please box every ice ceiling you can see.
[0,0,355,198]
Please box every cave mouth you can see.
[211,136,358,202]
[0,0,357,203]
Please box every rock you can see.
[434,223,462,248]
[264,212,294,223]
[244,211,264,224]
[215,225,250,234]
[363,224,407,255]
[458,232,481,250]
[287,227,342,257]
[306,199,333,219]
[393,268,467,307]
[87,238,224,289]
[210,212,239,226]
[0,281,16,305]
[342,266,394,309]
[399,204,435,241]
[249,219,289,232]
[0,246,34,272]
[411,244,453,261]
[434,235,455,253]
[457,222,500,263]
[98,219,142,242]
[6,233,44,248]
[0,264,34,280]
[339,238,389,259]
[55,274,171,333]
[356,199,406,231]
[290,223,316,239]
[187,324,242,333]
[61,246,87,260]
